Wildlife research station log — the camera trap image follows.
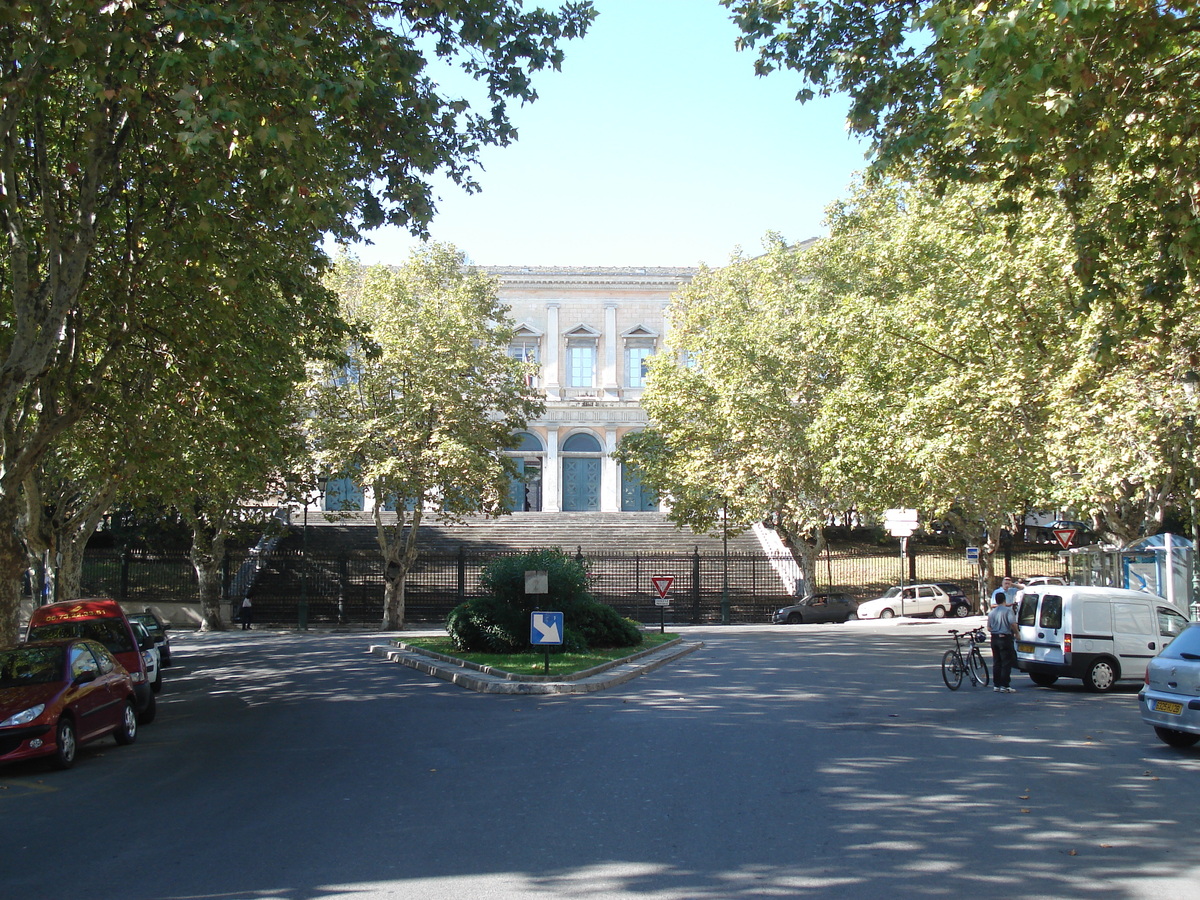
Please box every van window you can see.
[1017,593,1040,627]
[1038,594,1063,630]
[28,617,134,655]
[1113,602,1152,635]
[1158,608,1190,640]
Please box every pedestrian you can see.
[991,576,1016,607]
[240,593,254,630]
[988,590,1019,692]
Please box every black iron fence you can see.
[67,543,1067,627]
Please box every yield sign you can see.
[1053,528,1077,550]
[651,575,674,599]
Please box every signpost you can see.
[651,574,674,633]
[884,508,919,591]
[530,610,564,674]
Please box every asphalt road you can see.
[2,620,1198,900]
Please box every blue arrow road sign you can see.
[530,611,564,646]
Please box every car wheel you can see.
[1029,672,1058,687]
[161,651,171,667]
[1083,658,1118,692]
[53,717,77,770]
[954,605,969,618]
[151,666,163,694]
[932,605,947,619]
[114,700,138,745]
[879,608,894,619]
[1153,726,1200,748]
[137,690,157,726]
[786,612,803,624]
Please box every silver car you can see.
[1139,621,1200,748]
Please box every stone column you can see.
[603,303,618,398]
[545,303,561,400]
[602,426,620,512]
[543,426,561,512]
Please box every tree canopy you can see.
[0,0,594,640]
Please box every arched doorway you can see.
[621,464,658,511]
[505,432,544,512]
[561,432,602,511]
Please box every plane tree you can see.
[617,237,848,593]
[305,247,543,631]
[723,1,1200,343]
[0,0,595,640]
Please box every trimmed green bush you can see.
[447,548,643,654]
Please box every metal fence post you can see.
[119,548,130,602]
[457,545,466,599]
[692,546,702,624]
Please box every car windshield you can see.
[882,587,902,599]
[1159,624,1200,660]
[129,614,163,637]
[0,645,64,686]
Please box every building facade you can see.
[492,266,696,513]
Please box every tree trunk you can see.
[377,503,422,630]
[187,518,229,632]
[0,496,29,643]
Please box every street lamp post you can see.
[1183,372,1200,620]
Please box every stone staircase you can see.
[296,510,768,557]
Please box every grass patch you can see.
[403,632,679,676]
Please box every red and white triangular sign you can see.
[1053,528,1077,550]
[651,575,674,599]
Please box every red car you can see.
[0,639,138,769]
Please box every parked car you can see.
[1140,621,1200,748]
[26,599,156,724]
[128,610,171,667]
[854,584,954,619]
[0,639,137,769]
[933,583,972,617]
[1016,584,1189,691]
[130,620,162,694]
[772,593,858,624]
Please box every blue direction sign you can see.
[530,611,564,646]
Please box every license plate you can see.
[1154,700,1184,715]
[1017,642,1034,654]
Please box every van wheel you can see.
[137,691,157,726]
[932,606,946,619]
[1083,658,1118,692]
[1154,726,1200,748]
[1029,672,1058,687]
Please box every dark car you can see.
[934,583,973,617]
[773,593,859,624]
[0,639,137,770]
[128,610,171,667]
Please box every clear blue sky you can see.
[346,0,869,268]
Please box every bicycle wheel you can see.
[969,646,990,687]
[941,649,964,690]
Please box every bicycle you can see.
[942,627,991,690]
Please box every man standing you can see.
[991,576,1017,606]
[987,592,1019,692]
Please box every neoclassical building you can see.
[491,266,696,513]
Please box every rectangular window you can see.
[626,345,654,388]
[567,344,595,387]
[509,341,540,387]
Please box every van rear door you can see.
[1018,591,1066,665]
[1111,600,1157,667]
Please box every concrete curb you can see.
[369,636,704,694]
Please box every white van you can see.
[1015,585,1190,692]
